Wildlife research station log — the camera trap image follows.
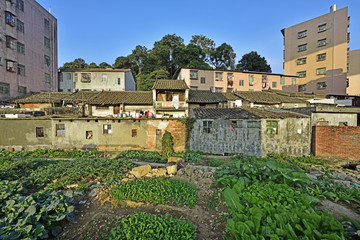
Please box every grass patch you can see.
[110,178,198,208]
[116,150,167,163]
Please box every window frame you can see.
[298,44,307,52]
[16,20,24,33]
[297,30,307,39]
[203,121,213,134]
[17,42,25,54]
[297,71,306,78]
[297,57,307,65]
[317,82,327,90]
[317,38,327,47]
[272,81,277,88]
[239,79,244,86]
[56,124,65,137]
[103,124,112,134]
[6,35,16,50]
[132,129,137,137]
[17,64,25,76]
[0,82,10,94]
[317,53,326,61]
[44,37,50,48]
[44,18,50,31]
[316,67,326,75]
[18,86,26,94]
[215,72,223,81]
[5,12,16,27]
[36,127,44,138]
[200,77,205,84]
[318,24,326,33]
[16,0,24,11]
[266,121,278,135]
[190,70,198,80]
[248,75,254,86]
[280,77,285,85]
[299,84,307,91]
[6,60,16,72]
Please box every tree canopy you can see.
[236,51,272,73]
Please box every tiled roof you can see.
[152,80,189,90]
[282,107,315,116]
[188,90,227,103]
[265,89,326,99]
[222,92,241,101]
[13,92,72,103]
[64,91,101,102]
[60,68,130,73]
[87,91,153,105]
[235,91,306,104]
[192,108,308,119]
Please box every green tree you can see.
[113,56,134,69]
[98,62,112,68]
[131,45,148,75]
[88,62,98,68]
[210,43,236,70]
[61,58,88,69]
[172,44,211,70]
[190,34,215,64]
[136,70,169,91]
[236,51,272,72]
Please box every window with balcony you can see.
[16,20,24,33]
[6,60,15,72]
[298,44,307,52]
[190,70,198,80]
[200,77,205,84]
[297,71,306,78]
[44,55,50,67]
[16,0,24,11]
[248,75,254,86]
[318,24,326,32]
[44,37,50,48]
[17,64,25,76]
[17,42,25,54]
[317,53,326,61]
[317,38,326,47]
[297,57,306,65]
[45,73,51,83]
[6,36,16,50]
[317,82,327,89]
[297,30,307,39]
[280,77,285,85]
[0,83,10,94]
[316,67,326,75]
[215,72,223,81]
[5,12,16,27]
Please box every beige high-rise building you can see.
[347,50,360,96]
[0,0,57,100]
[281,5,349,94]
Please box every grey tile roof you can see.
[87,91,153,105]
[188,90,227,103]
[235,91,306,104]
[222,92,241,101]
[152,80,189,90]
[64,91,101,102]
[12,92,72,103]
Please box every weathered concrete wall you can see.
[190,119,262,155]
[311,112,357,126]
[261,118,311,156]
[312,126,360,159]
[0,118,186,152]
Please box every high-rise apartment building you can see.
[0,0,57,100]
[281,5,349,94]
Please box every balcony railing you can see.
[155,101,186,110]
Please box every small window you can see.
[227,73,234,81]
[103,124,112,134]
[248,75,254,86]
[6,60,15,72]
[5,12,16,27]
[117,78,121,85]
[297,71,306,78]
[317,38,326,47]
[6,36,16,50]
[247,121,260,128]
[67,73,72,80]
[297,57,306,65]
[190,86,198,90]
[44,37,50,48]
[101,74,107,82]
[316,67,326,75]
[239,80,244,86]
[132,129,137,137]
[45,73,51,83]
[203,121,212,133]
[298,44,307,52]
[190,70,198,80]
[36,127,44,138]
[297,30,307,39]
[280,77,285,85]
[18,86,26,93]
[17,64,25,76]
[317,53,326,61]
[299,84,306,91]
[156,129,161,136]
[231,120,242,128]
[272,82,277,88]
[16,20,24,33]
[292,78,297,85]
[17,42,25,54]
[81,73,91,83]
[44,55,50,67]
[16,0,24,11]
[56,124,65,136]
[266,121,278,134]
[215,87,223,93]
[0,82,10,94]
[317,82,327,89]
[44,19,50,31]
[215,72,223,81]
[200,77,206,84]
[86,131,93,139]
[318,24,326,33]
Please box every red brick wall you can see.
[312,126,360,159]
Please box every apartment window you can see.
[299,84,306,91]
[318,24,326,33]
[0,57,2,66]
[317,38,326,47]
[297,57,306,65]
[156,129,161,136]
[248,121,260,128]
[44,19,50,31]
[297,30,307,39]
[239,80,244,86]
[117,78,121,85]
[103,124,112,134]
[44,55,50,67]
[101,74,107,82]
[44,37,50,48]
[347,63,350,72]
[18,86,26,93]
[316,67,326,75]
[280,77,285,85]
[17,42,25,54]
[16,0,24,11]
[215,72,223,81]
[248,75,254,86]
[5,12,16,27]
[67,73,72,80]
[203,121,212,134]
[6,36,16,50]
[266,121,278,135]
[227,73,234,81]
[0,83,10,94]
[56,124,65,136]
[190,86,198,90]
[200,77,205,84]
[292,78,297,85]
[45,73,51,83]
[16,20,24,33]
[36,127,44,138]
[215,87,223,93]
[297,71,306,78]
[272,82,277,88]
[17,64,25,76]
[317,53,326,61]
[298,44,307,52]
[86,131,93,139]
[132,129,137,137]
[190,70,198,80]
[317,82,327,89]
[6,60,15,72]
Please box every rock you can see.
[168,156,183,164]
[185,165,194,177]
[74,191,83,196]
[177,168,184,176]
[125,200,144,208]
[333,180,352,188]
[166,164,177,175]
[130,165,151,178]
[152,168,167,177]
[121,178,130,183]
[79,200,86,205]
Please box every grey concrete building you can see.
[0,0,58,100]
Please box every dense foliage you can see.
[110,178,198,208]
[116,150,166,163]
[0,149,103,159]
[236,51,272,72]
[108,213,197,240]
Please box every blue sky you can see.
[37,0,360,74]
